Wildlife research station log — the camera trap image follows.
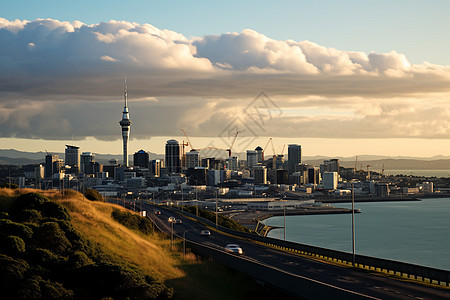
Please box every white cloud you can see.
[0,18,450,142]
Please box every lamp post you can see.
[183,229,195,259]
[351,182,356,266]
[170,221,174,251]
[283,201,286,241]
[181,187,184,213]
[215,191,218,229]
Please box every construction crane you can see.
[180,129,195,151]
[381,163,385,176]
[226,130,240,157]
[262,138,272,161]
[367,164,372,181]
[280,144,286,156]
[205,130,240,158]
[354,156,358,173]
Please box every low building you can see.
[247,199,315,211]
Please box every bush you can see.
[11,192,48,213]
[0,219,33,240]
[41,201,71,221]
[33,222,72,255]
[111,209,153,235]
[84,189,103,202]
[13,209,42,223]
[0,235,26,256]
[0,254,29,286]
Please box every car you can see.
[174,219,182,224]
[168,216,175,222]
[200,230,211,236]
[154,210,161,215]
[224,244,243,255]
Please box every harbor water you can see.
[264,198,450,271]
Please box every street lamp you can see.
[283,201,286,241]
[183,229,195,259]
[170,221,174,251]
[215,191,218,229]
[181,187,184,213]
[351,181,356,266]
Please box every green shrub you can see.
[28,248,66,268]
[33,222,72,255]
[11,192,48,213]
[41,201,71,221]
[0,254,29,285]
[0,211,9,219]
[0,219,33,240]
[0,235,26,256]
[13,209,42,223]
[84,189,104,202]
[111,209,153,235]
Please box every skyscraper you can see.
[247,150,257,168]
[186,150,200,169]
[134,150,149,168]
[255,146,263,163]
[119,78,132,167]
[165,139,181,174]
[65,145,80,173]
[288,144,302,175]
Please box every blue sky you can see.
[1,1,450,157]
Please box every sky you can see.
[1,1,450,158]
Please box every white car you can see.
[168,216,175,222]
[224,244,243,255]
[200,230,211,236]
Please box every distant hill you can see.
[1,148,450,169]
[0,149,164,165]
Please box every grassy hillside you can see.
[0,188,291,300]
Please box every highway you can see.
[146,204,450,300]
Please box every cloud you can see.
[0,18,449,142]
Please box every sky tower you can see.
[119,78,132,166]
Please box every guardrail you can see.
[168,206,450,287]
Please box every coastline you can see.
[224,206,359,232]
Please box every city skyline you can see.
[1,1,450,158]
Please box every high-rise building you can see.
[134,150,149,168]
[44,154,58,179]
[247,150,257,168]
[150,159,162,177]
[323,172,338,190]
[119,79,132,167]
[254,165,267,185]
[226,156,239,171]
[186,150,200,169]
[80,152,95,174]
[165,139,181,174]
[321,159,340,174]
[288,144,302,175]
[255,146,263,163]
[65,145,80,173]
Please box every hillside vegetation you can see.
[0,188,290,300]
[0,188,180,299]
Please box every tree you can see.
[84,189,104,202]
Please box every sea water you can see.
[264,198,450,270]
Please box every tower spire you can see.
[119,77,132,167]
[124,76,128,108]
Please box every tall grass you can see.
[0,188,185,281]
